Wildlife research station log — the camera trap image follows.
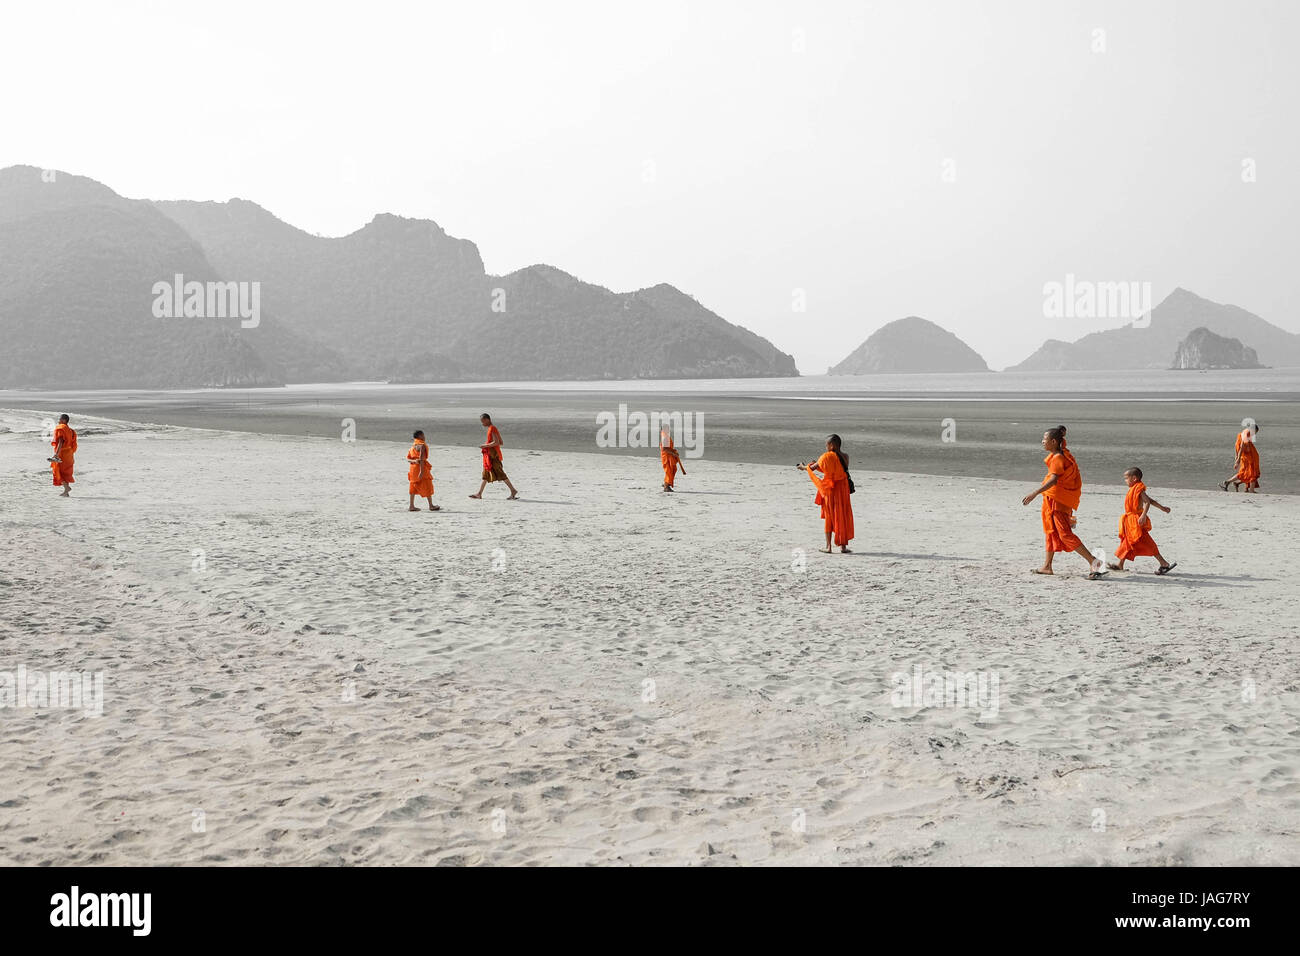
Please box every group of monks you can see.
[1020,425,1176,579]
[787,421,1265,577]
[44,411,1265,579]
[405,413,519,511]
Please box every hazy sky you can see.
[5,0,1296,371]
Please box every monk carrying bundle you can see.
[49,414,77,498]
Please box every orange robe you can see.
[481,425,508,481]
[407,438,433,496]
[1234,431,1260,486]
[1115,481,1158,560]
[50,423,76,486]
[1041,451,1082,552]
[660,436,681,487]
[807,451,854,546]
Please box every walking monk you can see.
[1022,427,1108,579]
[406,430,439,512]
[48,414,77,497]
[1219,422,1261,493]
[799,434,854,553]
[469,413,519,500]
[659,424,685,492]
[1108,467,1175,574]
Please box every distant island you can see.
[1009,288,1300,371]
[1171,326,1264,370]
[829,316,989,374]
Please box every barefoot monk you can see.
[49,414,77,498]
[799,433,854,554]
[1022,427,1107,579]
[469,413,519,501]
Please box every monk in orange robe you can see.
[1220,423,1261,493]
[1108,467,1175,574]
[49,414,77,497]
[406,430,439,511]
[469,413,519,500]
[800,433,854,553]
[1022,427,1107,578]
[659,425,685,492]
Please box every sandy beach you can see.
[1,409,1297,865]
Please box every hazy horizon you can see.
[4,0,1297,372]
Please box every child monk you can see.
[1108,467,1175,574]
[1219,423,1261,493]
[469,413,519,500]
[659,424,685,492]
[798,433,854,553]
[1022,427,1108,579]
[48,414,77,497]
[406,430,439,512]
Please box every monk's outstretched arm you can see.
[1142,491,1170,514]
[1022,474,1057,506]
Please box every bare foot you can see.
[1106,562,1124,571]
[818,547,832,553]
[1031,567,1053,575]
[408,506,419,512]
[507,494,519,500]
[429,505,441,511]
[840,547,852,553]
[468,494,482,499]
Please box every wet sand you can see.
[4,379,1296,493]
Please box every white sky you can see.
[4,0,1296,371]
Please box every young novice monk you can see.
[1022,427,1107,579]
[407,430,439,512]
[1108,467,1175,574]
[659,424,685,492]
[798,433,854,554]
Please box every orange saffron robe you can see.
[1041,451,1082,552]
[1115,481,1158,560]
[660,435,681,486]
[1234,431,1260,485]
[407,438,433,496]
[50,423,77,486]
[481,425,508,480]
[807,451,854,546]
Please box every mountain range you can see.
[0,166,796,388]
[3,165,1297,387]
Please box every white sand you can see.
[1,409,1297,865]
